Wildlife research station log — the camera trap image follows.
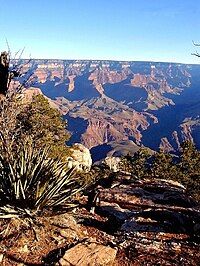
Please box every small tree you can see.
[120,148,151,178]
[0,49,70,160]
[17,94,71,159]
[0,51,83,218]
[150,151,177,179]
[179,141,200,176]
[177,141,200,201]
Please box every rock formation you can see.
[1,173,199,265]
[59,242,117,266]
[15,59,200,154]
[103,156,121,172]
[66,143,92,172]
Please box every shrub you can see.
[176,141,200,202]
[0,92,71,162]
[150,151,178,179]
[0,140,84,218]
[17,94,71,160]
[75,164,112,187]
[120,142,200,202]
[0,53,80,218]
[120,148,151,178]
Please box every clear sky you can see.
[0,0,200,63]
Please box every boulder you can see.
[66,143,92,172]
[50,213,86,241]
[59,242,117,266]
[96,178,199,236]
[99,201,132,222]
[103,156,121,172]
[0,213,88,265]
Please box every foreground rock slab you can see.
[59,242,117,266]
[0,213,87,265]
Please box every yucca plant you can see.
[0,140,84,218]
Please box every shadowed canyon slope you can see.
[27,59,200,158]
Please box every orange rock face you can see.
[24,59,199,153]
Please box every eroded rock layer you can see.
[22,59,200,156]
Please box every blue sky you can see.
[0,0,200,63]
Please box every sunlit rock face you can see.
[66,143,92,172]
[103,156,121,172]
[23,59,200,157]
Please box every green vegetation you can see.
[17,94,71,160]
[120,141,200,202]
[0,57,86,217]
[150,151,177,180]
[176,141,200,201]
[76,164,112,187]
[0,50,199,220]
[0,93,86,218]
[0,141,82,218]
[0,92,71,159]
[120,148,151,178]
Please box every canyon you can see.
[26,59,200,160]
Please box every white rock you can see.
[103,156,121,172]
[66,143,92,172]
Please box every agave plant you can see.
[0,141,84,218]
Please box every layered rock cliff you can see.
[22,59,200,157]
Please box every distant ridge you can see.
[24,59,200,159]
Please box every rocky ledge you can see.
[0,175,199,265]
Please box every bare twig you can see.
[191,52,200,58]
[192,41,200,58]
[192,40,200,47]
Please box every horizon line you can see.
[18,58,200,65]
